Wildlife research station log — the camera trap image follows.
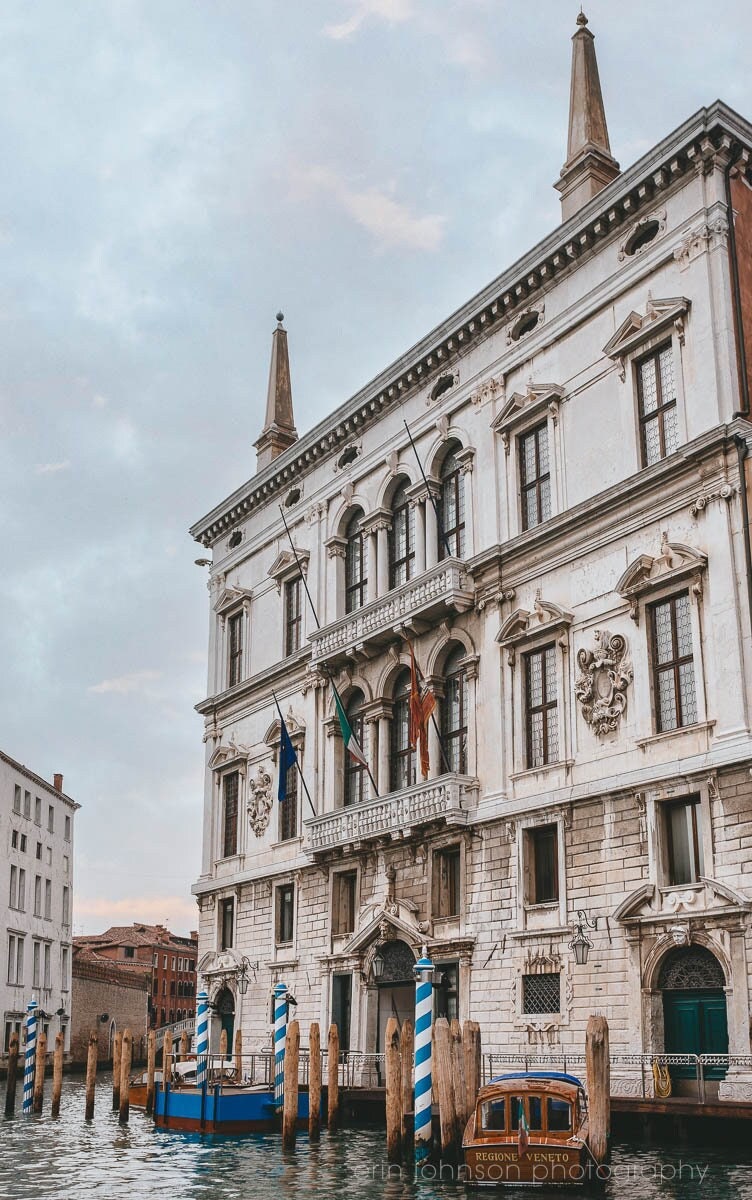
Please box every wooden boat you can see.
[128,1070,162,1108]
[153,1060,309,1134]
[462,1071,592,1186]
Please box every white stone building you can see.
[191,17,752,1098]
[1,752,78,1059]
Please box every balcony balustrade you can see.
[305,772,477,855]
[309,559,474,667]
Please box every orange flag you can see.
[409,643,436,780]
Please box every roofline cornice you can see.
[191,101,752,548]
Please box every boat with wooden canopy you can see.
[462,1071,592,1186]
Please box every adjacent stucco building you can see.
[1,752,78,1061]
[191,18,752,1098]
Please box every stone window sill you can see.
[635,720,715,750]
[510,759,574,782]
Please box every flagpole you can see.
[403,419,454,561]
[407,637,453,777]
[277,505,380,799]
[272,690,317,818]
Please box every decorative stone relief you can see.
[690,475,736,517]
[248,765,273,836]
[617,208,667,261]
[674,216,729,271]
[574,630,633,736]
[469,373,504,408]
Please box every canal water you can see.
[2,1077,752,1200]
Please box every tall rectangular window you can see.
[649,592,697,732]
[279,761,298,842]
[7,935,23,986]
[17,869,25,912]
[45,879,52,919]
[64,815,71,841]
[13,785,21,813]
[24,791,31,818]
[222,772,239,858]
[34,797,42,825]
[528,824,559,904]
[9,866,18,909]
[332,871,357,937]
[228,613,243,687]
[522,972,561,1015]
[43,943,51,989]
[284,577,302,656]
[33,941,41,989]
[664,796,703,886]
[276,884,294,945]
[519,423,551,531]
[48,805,54,834]
[34,876,42,917]
[637,344,678,467]
[524,645,559,768]
[62,946,70,991]
[432,847,461,918]
[220,898,234,950]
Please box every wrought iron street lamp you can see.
[371,949,385,982]
[235,957,259,995]
[569,910,598,965]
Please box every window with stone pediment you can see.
[345,509,368,612]
[331,870,357,937]
[438,442,465,560]
[519,422,551,531]
[648,592,697,733]
[284,576,302,656]
[279,758,298,842]
[222,771,239,858]
[637,343,679,467]
[524,645,559,769]
[228,612,243,687]
[389,479,415,588]
[276,883,295,946]
[390,668,416,792]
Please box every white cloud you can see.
[290,164,445,251]
[324,0,414,40]
[89,669,162,695]
[92,393,108,408]
[35,460,71,474]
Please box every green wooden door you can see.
[663,989,728,1077]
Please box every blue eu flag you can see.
[278,717,297,802]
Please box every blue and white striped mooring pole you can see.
[195,989,209,1087]
[413,946,435,1165]
[273,982,288,1112]
[22,999,38,1115]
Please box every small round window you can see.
[430,373,455,402]
[624,220,660,257]
[510,310,540,341]
[228,530,243,549]
[338,445,359,469]
[284,487,301,508]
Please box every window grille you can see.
[522,972,560,1014]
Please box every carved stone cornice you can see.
[616,531,707,622]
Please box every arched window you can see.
[344,690,368,807]
[390,669,415,792]
[345,509,367,612]
[441,645,468,774]
[438,443,465,560]
[389,480,415,588]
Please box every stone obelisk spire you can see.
[554,13,620,221]
[254,312,298,470]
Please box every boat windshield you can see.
[547,1097,572,1132]
[480,1098,505,1130]
[528,1095,543,1130]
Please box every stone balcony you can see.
[309,559,475,668]
[305,772,478,856]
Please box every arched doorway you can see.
[215,987,235,1055]
[376,941,416,1053]
[659,945,728,1077]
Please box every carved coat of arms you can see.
[574,630,633,736]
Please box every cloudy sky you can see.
[1,0,750,935]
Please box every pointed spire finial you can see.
[554,13,620,221]
[254,311,298,470]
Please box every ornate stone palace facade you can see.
[191,18,752,1098]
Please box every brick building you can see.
[70,950,150,1064]
[74,923,198,1029]
[190,16,752,1099]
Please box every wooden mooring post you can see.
[309,1022,321,1141]
[112,1030,122,1111]
[179,1030,190,1061]
[33,1030,47,1114]
[51,1032,64,1117]
[119,1030,132,1124]
[282,1020,299,1152]
[463,1020,481,1122]
[327,1023,340,1131]
[85,1032,98,1120]
[219,1028,228,1059]
[145,1030,156,1116]
[400,1019,414,1157]
[434,1018,461,1162]
[163,1030,173,1091]
[450,1018,468,1137]
[4,1031,19,1116]
[385,1016,402,1163]
[234,1029,243,1081]
[586,1014,610,1164]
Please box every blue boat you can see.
[154,1081,309,1134]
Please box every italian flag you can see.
[334,691,368,767]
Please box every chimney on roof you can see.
[190,931,198,942]
[554,12,620,221]
[53,773,63,791]
[254,312,298,471]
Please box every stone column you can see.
[376,522,390,598]
[324,537,346,622]
[425,499,438,570]
[414,501,426,575]
[427,678,445,778]
[378,714,391,795]
[367,529,378,603]
[456,448,476,559]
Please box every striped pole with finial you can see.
[273,983,288,1112]
[413,947,435,1165]
[22,999,38,1115]
[195,990,209,1087]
